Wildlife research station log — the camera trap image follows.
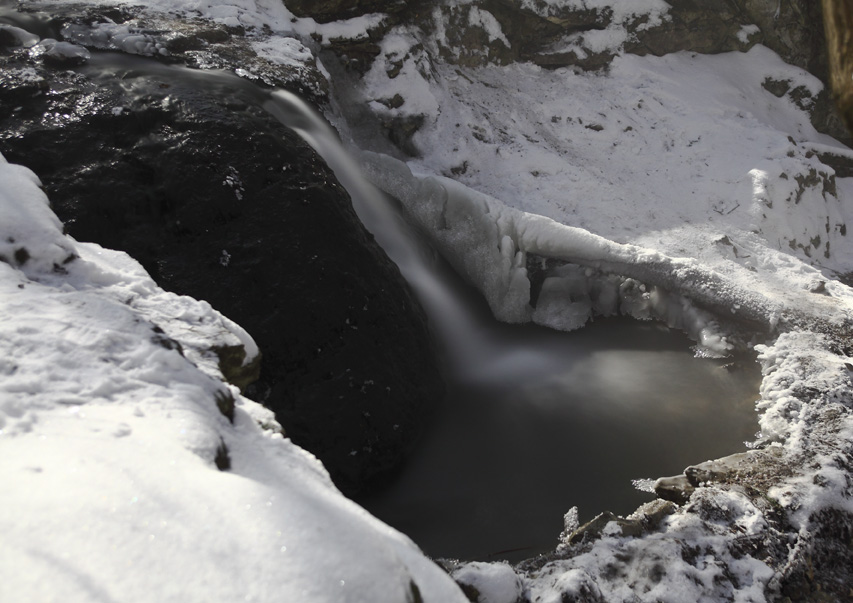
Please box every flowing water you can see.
[66,49,762,562]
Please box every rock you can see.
[284,0,408,24]
[563,511,653,545]
[627,499,679,530]
[776,508,853,601]
[339,0,849,149]
[683,446,789,491]
[629,0,848,143]
[653,474,696,505]
[625,0,747,57]
[0,13,443,495]
[20,5,329,101]
[824,0,853,135]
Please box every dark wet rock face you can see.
[2,3,329,100]
[0,14,443,495]
[285,0,408,24]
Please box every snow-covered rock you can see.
[0,151,467,602]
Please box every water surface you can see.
[358,309,760,563]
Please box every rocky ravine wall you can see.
[310,0,850,155]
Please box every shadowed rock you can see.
[0,10,444,495]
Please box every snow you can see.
[452,562,523,603]
[362,32,440,119]
[738,24,761,44]
[0,152,467,603]
[251,36,313,69]
[467,6,510,48]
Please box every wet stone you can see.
[654,474,696,505]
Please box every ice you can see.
[29,38,91,62]
[0,23,39,48]
[360,150,772,354]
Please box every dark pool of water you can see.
[357,317,760,563]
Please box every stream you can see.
[69,49,761,563]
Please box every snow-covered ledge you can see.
[0,153,467,603]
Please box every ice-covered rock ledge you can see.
[0,154,468,602]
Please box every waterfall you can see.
[75,51,760,561]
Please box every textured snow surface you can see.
[0,153,467,603]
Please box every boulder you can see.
[0,13,443,495]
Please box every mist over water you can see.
[76,54,760,562]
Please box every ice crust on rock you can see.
[62,21,169,56]
[0,151,468,603]
[360,150,779,355]
[0,23,40,48]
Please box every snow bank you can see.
[0,152,466,603]
[452,562,523,603]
